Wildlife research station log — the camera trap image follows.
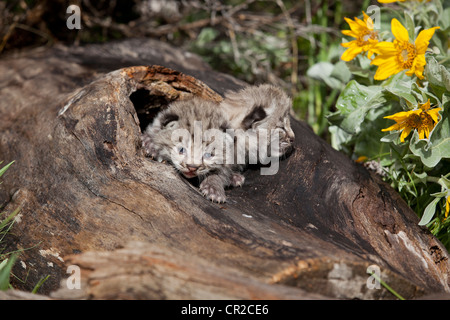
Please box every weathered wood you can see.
[0,39,449,299]
[50,241,328,300]
[0,289,50,300]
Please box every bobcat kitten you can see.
[220,84,295,163]
[141,97,244,203]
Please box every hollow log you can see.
[0,39,449,299]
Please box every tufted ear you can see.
[242,105,267,129]
[219,121,231,132]
[160,112,179,128]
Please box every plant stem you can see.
[368,271,405,300]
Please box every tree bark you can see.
[0,39,449,299]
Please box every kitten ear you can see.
[219,122,230,132]
[160,112,179,128]
[242,105,267,129]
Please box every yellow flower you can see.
[341,12,379,61]
[381,100,441,142]
[371,19,439,80]
[445,196,450,219]
[355,156,368,163]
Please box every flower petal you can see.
[418,127,426,140]
[415,27,440,53]
[428,108,442,123]
[371,41,397,56]
[445,197,450,218]
[391,18,409,43]
[420,100,431,111]
[373,58,403,80]
[400,126,412,142]
[341,40,355,48]
[355,16,368,29]
[382,123,402,132]
[341,30,358,37]
[407,53,426,78]
[362,12,374,30]
[345,17,366,34]
[341,45,363,61]
[383,111,411,121]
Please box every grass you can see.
[367,270,405,300]
[0,161,17,291]
[0,161,50,293]
[0,253,17,290]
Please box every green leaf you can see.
[419,197,441,226]
[404,11,415,40]
[345,55,372,79]
[307,62,342,89]
[354,107,392,159]
[439,7,450,30]
[196,28,219,47]
[330,80,386,134]
[329,125,353,151]
[424,56,450,99]
[437,175,450,190]
[409,107,450,167]
[330,60,352,84]
[412,171,428,186]
[32,275,50,294]
[431,191,448,198]
[0,161,14,179]
[384,86,417,106]
[380,132,400,143]
[0,254,17,291]
[0,208,20,231]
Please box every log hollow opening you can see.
[130,88,171,132]
[128,86,204,189]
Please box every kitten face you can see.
[170,127,234,179]
[245,105,295,158]
[142,97,235,178]
[141,97,242,203]
[220,84,295,159]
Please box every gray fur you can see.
[220,84,295,163]
[141,97,244,203]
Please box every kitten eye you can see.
[275,127,286,135]
[203,152,213,159]
[178,147,186,155]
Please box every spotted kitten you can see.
[141,97,244,203]
[220,84,295,163]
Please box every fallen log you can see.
[0,39,448,299]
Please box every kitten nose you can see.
[187,164,199,172]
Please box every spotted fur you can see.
[141,97,244,203]
[220,84,295,163]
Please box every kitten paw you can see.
[200,179,227,203]
[231,173,245,187]
[141,134,158,159]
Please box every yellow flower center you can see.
[394,40,416,69]
[406,113,422,128]
[357,30,378,46]
[420,111,434,128]
[405,111,433,130]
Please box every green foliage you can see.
[0,253,17,291]
[192,27,290,84]
[182,1,450,248]
[322,0,450,249]
[0,161,17,291]
[0,161,50,293]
